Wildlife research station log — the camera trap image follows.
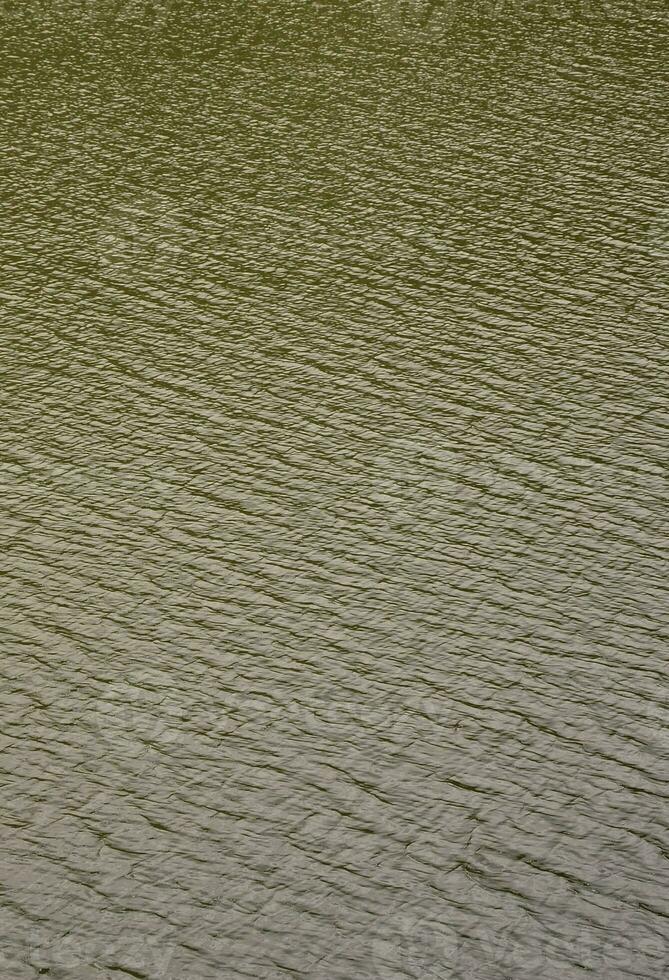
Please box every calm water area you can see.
[1,2,667,978]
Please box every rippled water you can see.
[1,2,668,978]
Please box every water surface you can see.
[1,2,668,978]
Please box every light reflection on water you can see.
[0,1,667,978]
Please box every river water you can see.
[1,2,667,978]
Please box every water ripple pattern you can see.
[1,2,667,978]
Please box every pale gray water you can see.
[1,2,668,978]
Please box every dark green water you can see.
[1,2,668,978]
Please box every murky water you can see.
[1,2,667,978]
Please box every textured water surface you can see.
[1,2,668,978]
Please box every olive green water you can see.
[1,2,668,978]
